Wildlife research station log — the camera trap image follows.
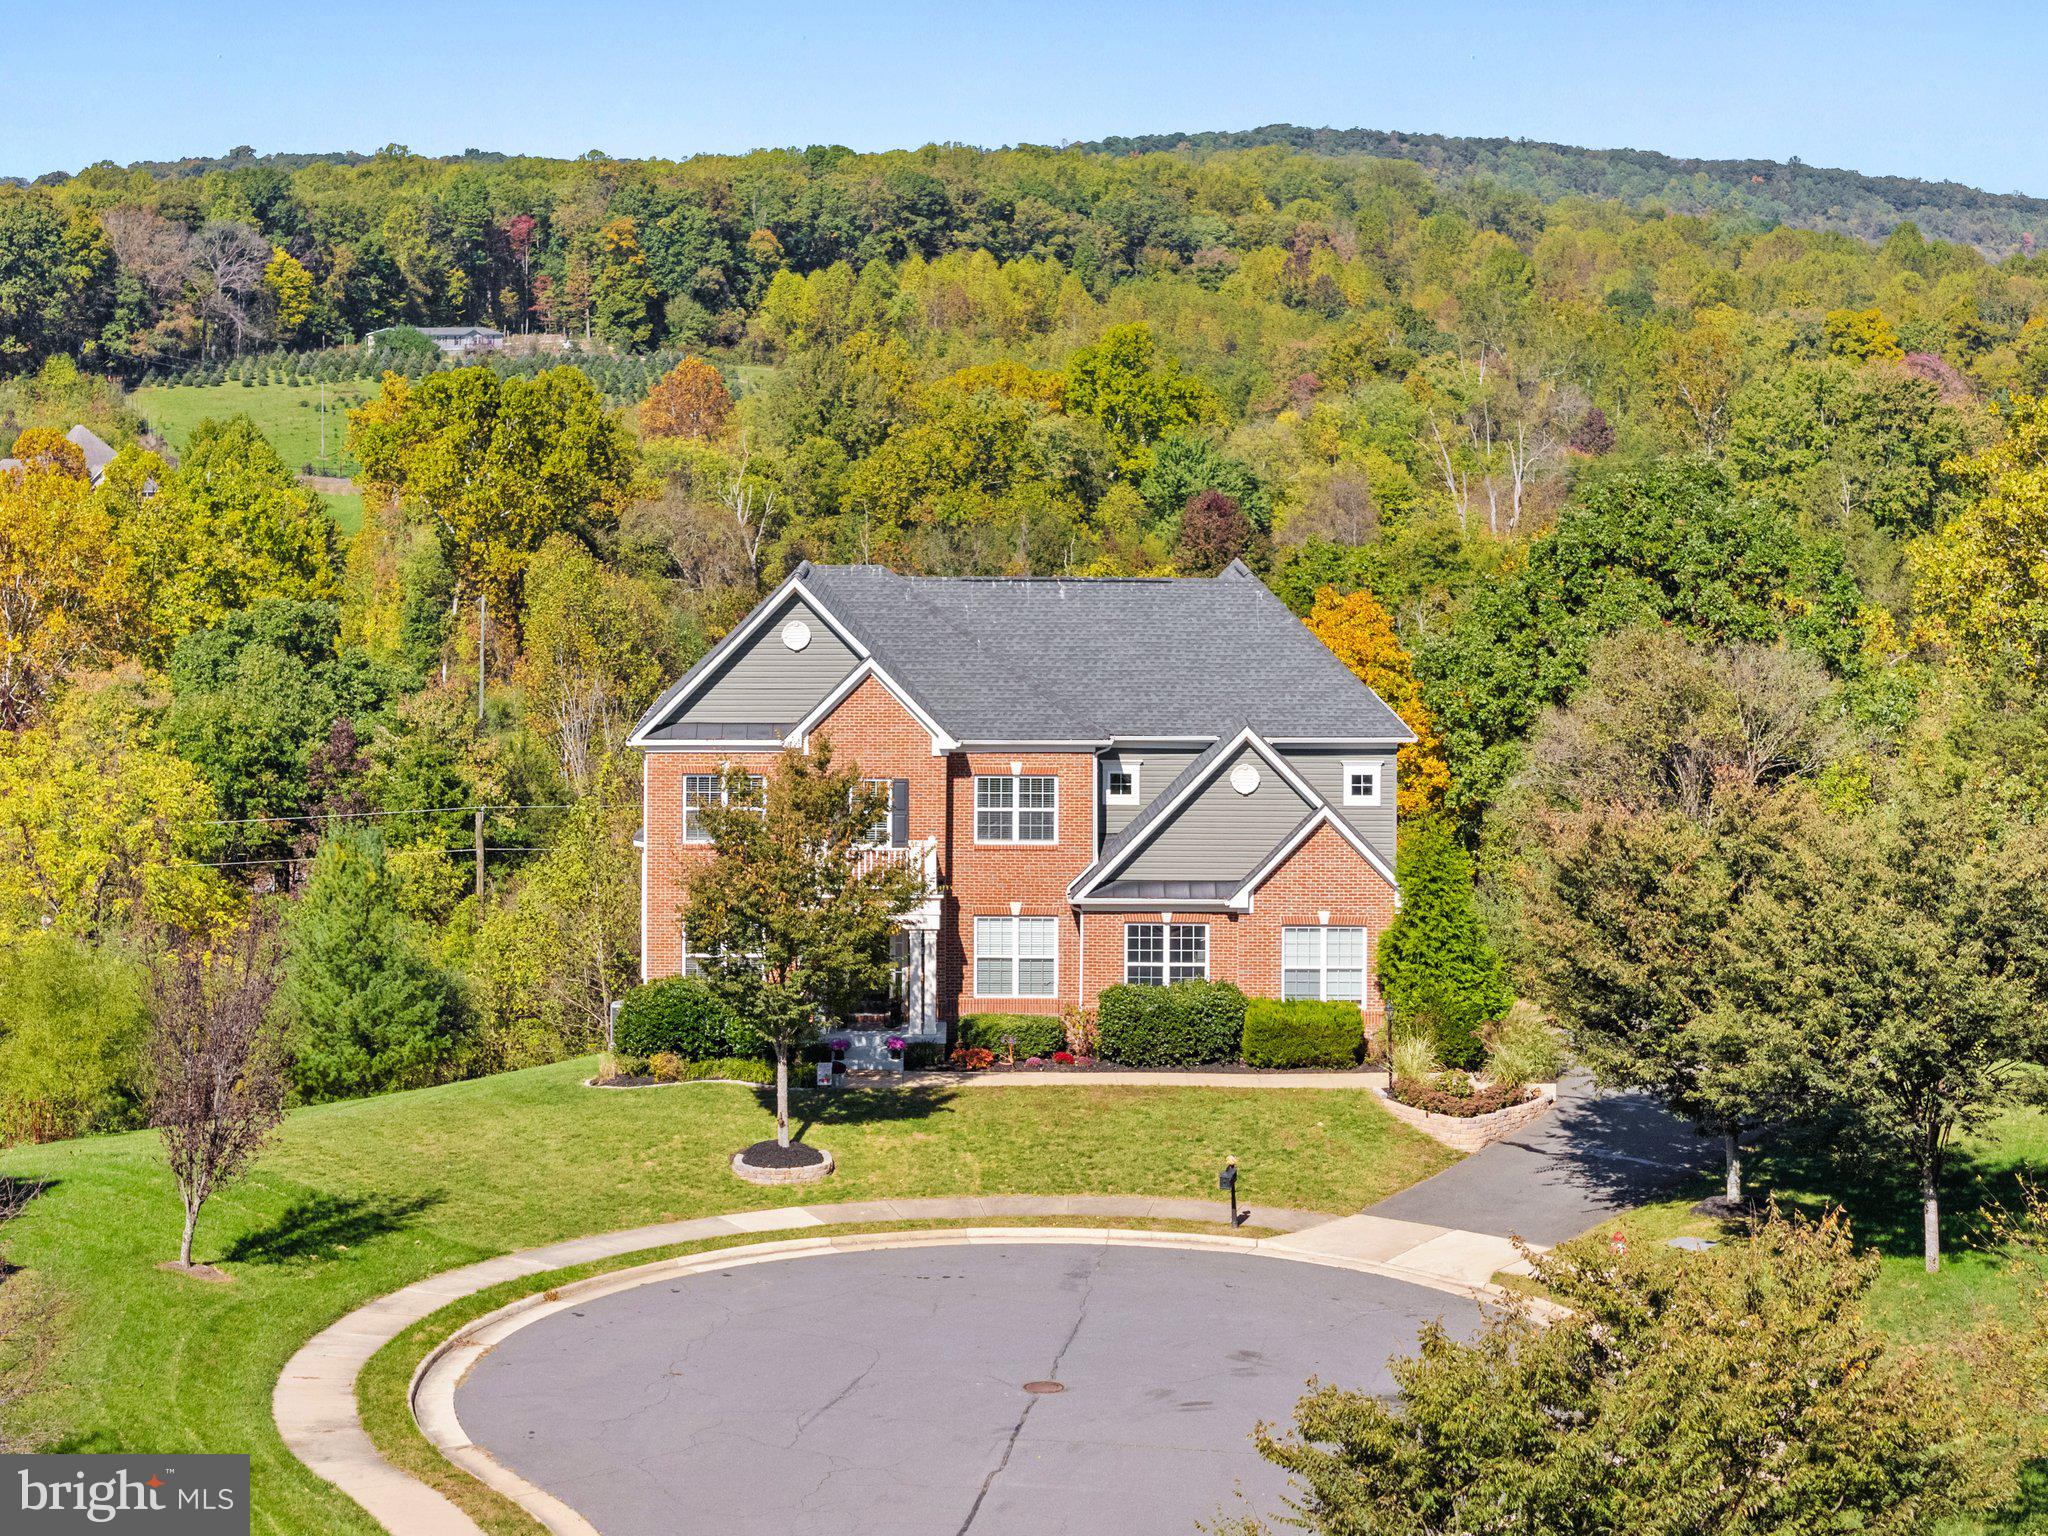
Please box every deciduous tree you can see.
[640,356,733,440]
[147,916,287,1269]
[683,743,924,1147]
[1305,586,1451,816]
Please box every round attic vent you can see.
[780,620,812,652]
[1229,763,1260,796]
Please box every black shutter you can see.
[890,779,910,846]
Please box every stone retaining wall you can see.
[1368,1081,1557,1152]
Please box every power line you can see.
[196,802,571,828]
[177,845,554,869]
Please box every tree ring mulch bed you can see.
[731,1141,836,1186]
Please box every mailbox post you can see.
[1219,1155,1248,1227]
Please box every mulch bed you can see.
[1388,1078,1536,1117]
[737,1140,829,1170]
[920,1061,1375,1077]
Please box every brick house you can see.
[629,561,1411,1065]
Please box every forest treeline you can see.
[10,133,2048,1152]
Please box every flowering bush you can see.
[1053,1050,1075,1065]
[948,1046,995,1070]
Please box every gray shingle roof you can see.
[797,562,1414,743]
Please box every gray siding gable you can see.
[1101,747,1201,837]
[1120,745,1316,886]
[664,594,858,730]
[1283,749,1397,869]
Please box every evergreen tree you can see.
[282,825,462,1101]
[1377,817,1511,1067]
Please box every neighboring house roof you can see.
[635,561,1416,746]
[65,425,116,485]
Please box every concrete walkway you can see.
[899,1068,1388,1089]
[1364,1074,1708,1247]
[274,1194,1534,1536]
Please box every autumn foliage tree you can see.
[640,356,733,441]
[1305,585,1450,815]
[1175,489,1251,573]
[0,464,135,728]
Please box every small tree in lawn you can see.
[1795,787,2048,1271]
[1377,817,1511,1069]
[147,917,287,1270]
[1516,785,1827,1206]
[683,742,923,1149]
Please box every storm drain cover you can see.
[1021,1380,1066,1394]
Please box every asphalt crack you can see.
[952,1247,1105,1535]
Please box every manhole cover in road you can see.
[1021,1380,1066,1394]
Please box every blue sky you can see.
[4,1,2042,192]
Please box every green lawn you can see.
[132,381,374,478]
[0,1060,1450,1534]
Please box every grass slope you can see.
[132,382,373,478]
[0,1059,1449,1534]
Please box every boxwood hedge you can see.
[1241,999,1363,1069]
[957,1012,1067,1059]
[1095,980,1245,1067]
[613,978,755,1060]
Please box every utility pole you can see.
[474,805,485,904]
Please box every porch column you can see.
[919,927,940,1035]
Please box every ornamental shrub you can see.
[1377,817,1512,1069]
[1241,1000,1363,1069]
[1095,980,1246,1067]
[614,977,750,1060]
[958,1012,1066,1059]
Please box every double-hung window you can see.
[682,772,766,843]
[974,775,1057,843]
[1281,926,1367,1002]
[855,778,894,847]
[974,915,1058,998]
[1124,923,1208,986]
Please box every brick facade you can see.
[642,676,1396,1030]
[1077,820,1394,1032]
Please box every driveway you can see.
[453,1241,1487,1536]
[1365,1074,1708,1246]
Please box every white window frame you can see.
[1123,922,1209,986]
[1103,758,1140,806]
[854,777,894,848]
[1341,760,1382,809]
[972,914,1060,998]
[682,771,766,843]
[973,774,1058,844]
[1281,925,1369,1002]
[680,927,762,980]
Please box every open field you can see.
[132,380,374,477]
[0,1059,1451,1533]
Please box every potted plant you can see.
[885,1035,907,1073]
[827,1036,851,1075]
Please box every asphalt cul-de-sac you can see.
[454,1242,1489,1535]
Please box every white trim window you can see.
[682,772,765,843]
[1124,923,1208,986]
[1103,758,1139,805]
[974,915,1059,998]
[855,778,892,848]
[1282,926,1367,1002]
[974,774,1057,843]
[1341,761,1382,808]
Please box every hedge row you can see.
[957,1012,1067,1059]
[614,978,761,1061]
[1095,981,1246,1067]
[1241,999,1364,1069]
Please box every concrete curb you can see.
[410,1225,1532,1536]
[273,1195,1332,1536]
